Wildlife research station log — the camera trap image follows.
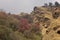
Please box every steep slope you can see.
[31,6,60,40]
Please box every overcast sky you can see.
[0,0,60,14]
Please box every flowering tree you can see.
[18,18,31,33]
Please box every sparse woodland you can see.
[0,1,60,40]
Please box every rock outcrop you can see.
[31,6,60,40]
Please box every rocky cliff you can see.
[31,6,60,40]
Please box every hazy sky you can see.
[0,0,59,14]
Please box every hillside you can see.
[31,6,60,40]
[0,2,60,40]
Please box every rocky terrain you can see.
[31,3,60,40]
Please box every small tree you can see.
[44,3,48,7]
[49,2,53,7]
[34,6,37,11]
[55,1,60,7]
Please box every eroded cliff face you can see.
[31,6,60,40]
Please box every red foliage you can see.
[0,11,7,19]
[18,18,31,32]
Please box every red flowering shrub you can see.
[18,18,31,33]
